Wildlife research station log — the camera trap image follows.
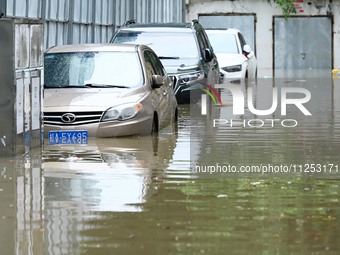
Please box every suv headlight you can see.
[178,71,204,85]
[101,103,143,121]
[222,65,242,73]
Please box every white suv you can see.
[205,28,257,81]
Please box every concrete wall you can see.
[186,0,340,76]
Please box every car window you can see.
[143,50,165,84]
[238,32,247,49]
[44,51,143,88]
[201,29,213,51]
[114,30,199,59]
[144,50,165,76]
[206,32,239,54]
[196,30,207,58]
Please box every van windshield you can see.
[44,51,143,88]
[114,31,199,59]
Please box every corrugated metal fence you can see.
[1,0,184,49]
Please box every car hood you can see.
[44,88,146,112]
[215,53,247,67]
[160,58,200,75]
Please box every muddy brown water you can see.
[1,75,340,254]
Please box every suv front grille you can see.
[44,112,103,126]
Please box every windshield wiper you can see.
[84,84,129,88]
[158,56,180,60]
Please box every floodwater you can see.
[1,74,340,255]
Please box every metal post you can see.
[68,0,75,44]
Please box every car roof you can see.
[45,43,140,54]
[125,22,192,29]
[117,21,202,33]
[205,28,241,35]
[118,27,194,33]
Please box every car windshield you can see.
[206,33,239,54]
[44,51,143,88]
[114,31,199,59]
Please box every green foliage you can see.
[267,0,297,18]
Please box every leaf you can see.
[267,0,297,18]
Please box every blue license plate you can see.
[48,130,88,145]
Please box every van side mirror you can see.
[151,75,163,89]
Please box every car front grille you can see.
[44,112,103,126]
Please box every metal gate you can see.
[274,16,332,73]
[3,0,185,48]
[198,14,256,53]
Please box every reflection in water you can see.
[0,156,44,255]
[43,135,175,212]
[0,75,340,254]
[42,133,177,254]
[274,68,332,79]
[191,78,340,178]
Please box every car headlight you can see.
[101,103,143,121]
[222,65,242,73]
[178,71,204,85]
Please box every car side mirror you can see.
[204,48,213,62]
[243,45,254,58]
[243,45,252,54]
[151,75,163,89]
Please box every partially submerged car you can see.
[43,43,178,144]
[205,28,257,81]
[110,20,220,104]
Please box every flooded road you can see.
[1,75,340,254]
